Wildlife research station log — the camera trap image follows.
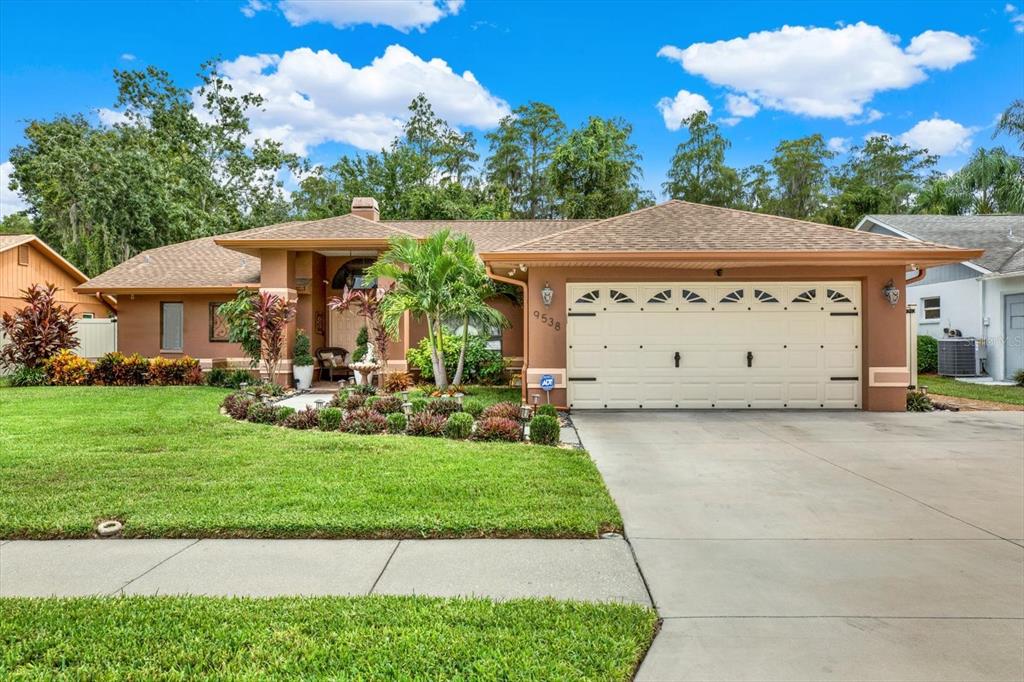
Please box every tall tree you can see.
[549,117,653,219]
[485,102,566,218]
[768,134,834,220]
[996,99,1024,152]
[825,135,936,226]
[663,111,743,207]
[7,63,297,275]
[913,174,972,215]
[957,147,1023,214]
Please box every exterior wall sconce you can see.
[541,282,554,307]
[882,279,900,306]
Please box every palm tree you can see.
[958,148,1022,214]
[368,230,461,388]
[444,233,508,387]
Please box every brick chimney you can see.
[351,197,379,222]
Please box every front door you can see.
[1005,294,1024,380]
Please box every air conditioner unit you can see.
[937,338,982,377]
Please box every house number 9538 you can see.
[533,310,561,331]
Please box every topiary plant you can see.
[529,415,560,445]
[386,412,407,434]
[318,407,343,431]
[293,329,314,366]
[352,326,369,362]
[443,412,474,439]
[906,390,934,412]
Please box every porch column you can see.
[260,248,297,387]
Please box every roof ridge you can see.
[382,218,591,223]
[498,200,678,252]
[338,212,423,237]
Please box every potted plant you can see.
[292,329,314,390]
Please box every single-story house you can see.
[77,198,979,411]
[1,234,116,318]
[856,214,1024,382]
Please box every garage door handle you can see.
[747,351,754,368]
[674,351,681,368]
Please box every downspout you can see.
[906,267,927,285]
[486,265,528,403]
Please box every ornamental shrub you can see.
[481,401,521,421]
[282,407,320,429]
[462,397,485,418]
[529,415,560,446]
[405,331,504,385]
[917,335,938,373]
[248,381,284,398]
[344,393,367,411]
[443,412,474,439]
[149,356,199,385]
[92,352,125,385]
[386,412,407,434]
[383,371,414,392]
[341,408,387,434]
[352,326,370,362]
[222,392,254,420]
[353,382,377,396]
[407,412,446,437]
[906,390,934,412]
[246,402,280,424]
[206,367,254,389]
[44,350,93,385]
[318,407,342,431]
[0,283,79,369]
[370,395,404,415]
[534,404,558,419]
[117,354,150,385]
[474,416,522,442]
[425,398,461,416]
[293,329,314,366]
[1015,369,1024,387]
[410,397,429,414]
[9,364,48,386]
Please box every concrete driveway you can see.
[572,410,1024,682]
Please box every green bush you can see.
[318,407,342,431]
[386,412,407,434]
[352,326,369,362]
[410,397,429,414]
[206,367,256,389]
[534,404,557,418]
[529,415,560,445]
[425,398,461,416]
[462,398,485,418]
[293,329,314,366]
[246,402,280,424]
[917,335,938,373]
[443,412,474,439]
[8,365,48,386]
[1014,369,1024,387]
[406,331,505,385]
[906,390,934,412]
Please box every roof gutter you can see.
[479,248,983,267]
[485,265,528,404]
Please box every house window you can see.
[209,302,230,342]
[161,302,184,351]
[17,245,29,266]
[921,297,941,321]
[81,313,95,319]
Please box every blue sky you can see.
[2,0,1022,214]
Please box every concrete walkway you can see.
[0,538,650,604]
[573,410,1024,682]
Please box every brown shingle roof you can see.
[220,214,419,241]
[382,219,591,251]
[77,235,261,292]
[0,234,36,252]
[495,201,971,254]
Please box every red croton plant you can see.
[0,283,79,369]
[250,291,296,384]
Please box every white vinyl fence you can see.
[1,318,117,375]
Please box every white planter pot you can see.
[293,365,314,390]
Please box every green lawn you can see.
[0,595,657,681]
[0,387,620,539]
[919,374,1024,405]
[410,384,522,405]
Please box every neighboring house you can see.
[856,215,1024,382]
[78,198,978,411]
[1,234,116,319]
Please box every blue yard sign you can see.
[539,374,555,392]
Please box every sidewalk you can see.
[0,538,650,604]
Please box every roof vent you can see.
[351,197,379,222]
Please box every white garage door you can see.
[567,282,862,409]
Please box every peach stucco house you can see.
[76,198,979,411]
[1,234,116,319]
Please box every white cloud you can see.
[278,0,463,32]
[207,45,509,155]
[120,53,136,61]
[240,0,270,18]
[898,117,975,156]
[724,93,759,117]
[656,89,712,130]
[97,108,131,127]
[827,136,851,153]
[658,22,975,122]
[1007,3,1024,33]
[1,161,29,218]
